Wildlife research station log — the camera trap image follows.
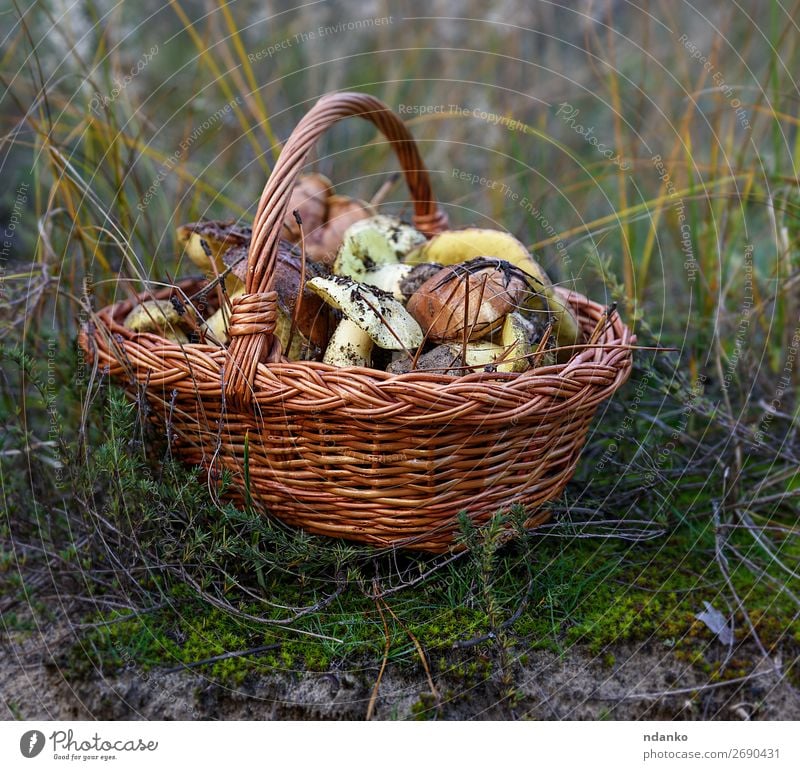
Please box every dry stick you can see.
[735,507,800,581]
[410,275,465,370]
[453,576,534,649]
[74,600,174,629]
[0,536,90,613]
[400,342,669,375]
[286,210,306,356]
[177,566,346,635]
[202,567,346,615]
[463,273,491,367]
[366,582,392,721]
[413,271,494,373]
[187,255,245,303]
[358,293,416,363]
[369,171,401,207]
[200,238,231,317]
[726,516,800,535]
[372,551,469,598]
[713,498,777,672]
[162,275,202,340]
[588,302,618,346]
[531,320,555,368]
[161,643,283,675]
[592,670,779,702]
[725,544,800,608]
[459,272,471,368]
[714,340,744,494]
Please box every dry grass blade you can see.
[366,583,392,721]
[379,597,440,706]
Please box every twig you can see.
[371,551,469,598]
[176,569,345,641]
[286,209,306,356]
[587,302,618,345]
[593,670,779,702]
[369,172,400,206]
[73,600,175,629]
[713,499,777,672]
[160,643,282,675]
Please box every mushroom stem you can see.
[361,263,414,300]
[323,318,373,368]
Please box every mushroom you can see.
[346,260,443,304]
[448,341,510,372]
[360,263,415,301]
[405,227,547,282]
[405,228,582,360]
[176,219,251,280]
[388,312,553,375]
[123,298,195,344]
[406,258,530,342]
[307,276,423,368]
[334,215,427,281]
[176,175,367,278]
[499,311,554,372]
[389,336,532,375]
[398,262,443,300]
[386,344,464,375]
[528,292,580,363]
[202,241,332,357]
[200,244,246,345]
[282,173,333,242]
[304,194,375,266]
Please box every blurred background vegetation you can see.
[0,0,798,719]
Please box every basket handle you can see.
[225,91,449,406]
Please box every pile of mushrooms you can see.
[123,174,583,374]
[307,216,583,373]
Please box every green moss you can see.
[52,390,798,692]
[409,692,439,720]
[63,512,799,689]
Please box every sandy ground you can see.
[2,622,797,720]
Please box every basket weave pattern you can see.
[80,93,634,553]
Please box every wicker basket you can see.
[80,92,634,553]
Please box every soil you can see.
[2,621,796,721]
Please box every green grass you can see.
[30,388,792,696]
[1,0,799,717]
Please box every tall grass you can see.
[1,0,798,715]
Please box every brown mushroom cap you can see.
[387,344,461,375]
[221,244,248,283]
[221,241,332,349]
[283,173,333,242]
[407,259,530,342]
[398,262,443,300]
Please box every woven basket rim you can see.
[87,277,634,395]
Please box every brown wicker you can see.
[79,92,634,553]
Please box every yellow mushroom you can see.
[406,228,581,360]
[123,299,194,344]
